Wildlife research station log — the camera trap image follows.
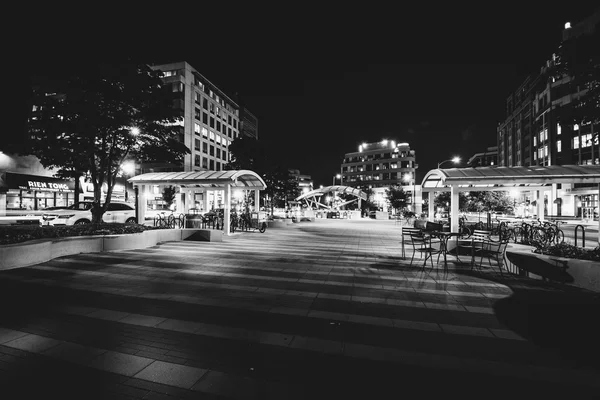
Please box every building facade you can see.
[340,140,419,212]
[497,11,600,218]
[149,61,253,174]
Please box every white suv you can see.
[43,201,137,226]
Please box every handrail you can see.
[574,224,585,248]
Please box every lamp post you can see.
[437,156,461,169]
[332,173,341,186]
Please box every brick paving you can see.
[0,218,599,399]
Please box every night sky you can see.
[13,5,598,187]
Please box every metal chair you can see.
[477,237,509,275]
[401,227,422,259]
[409,231,442,269]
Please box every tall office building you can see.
[149,61,255,173]
[239,106,259,140]
[497,10,599,217]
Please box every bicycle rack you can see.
[574,224,585,248]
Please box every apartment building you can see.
[340,140,419,211]
[497,10,599,218]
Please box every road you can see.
[0,218,598,399]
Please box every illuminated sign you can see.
[5,172,75,192]
[28,181,70,191]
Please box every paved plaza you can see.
[0,219,599,399]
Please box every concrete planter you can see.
[0,228,221,271]
[504,247,600,293]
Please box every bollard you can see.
[574,224,585,248]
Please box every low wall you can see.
[0,228,220,271]
[504,245,600,293]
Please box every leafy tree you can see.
[225,135,266,171]
[262,165,289,215]
[385,185,409,214]
[433,192,468,211]
[162,185,177,209]
[11,58,189,223]
[462,191,514,213]
[356,185,375,214]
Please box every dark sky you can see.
[13,5,598,187]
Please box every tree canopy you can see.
[11,59,190,222]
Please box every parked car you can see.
[145,205,173,221]
[42,201,136,226]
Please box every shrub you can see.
[533,242,600,262]
[0,223,167,246]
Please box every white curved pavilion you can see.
[128,170,266,235]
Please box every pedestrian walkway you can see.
[0,219,598,399]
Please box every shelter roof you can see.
[128,170,266,189]
[421,165,600,191]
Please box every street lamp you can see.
[332,173,341,186]
[437,156,461,169]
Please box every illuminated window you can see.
[574,124,579,130]
[544,129,548,141]
[557,123,561,135]
[544,145,548,157]
[194,123,201,134]
[557,140,561,152]
[202,127,208,137]
[533,137,537,146]
[209,131,215,141]
[216,136,221,145]
[573,136,579,149]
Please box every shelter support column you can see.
[537,189,545,222]
[550,184,557,217]
[203,190,209,213]
[176,188,184,214]
[224,184,231,236]
[135,184,147,224]
[428,192,434,221]
[598,183,600,245]
[450,186,459,233]
[0,193,6,216]
[254,189,260,212]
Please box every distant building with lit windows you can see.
[467,146,498,167]
[149,61,255,173]
[340,140,419,212]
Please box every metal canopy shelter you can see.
[128,170,266,235]
[420,165,600,242]
[295,185,368,210]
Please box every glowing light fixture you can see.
[121,161,135,176]
[130,127,140,135]
[565,22,571,29]
[381,139,388,146]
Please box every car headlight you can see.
[57,214,76,219]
